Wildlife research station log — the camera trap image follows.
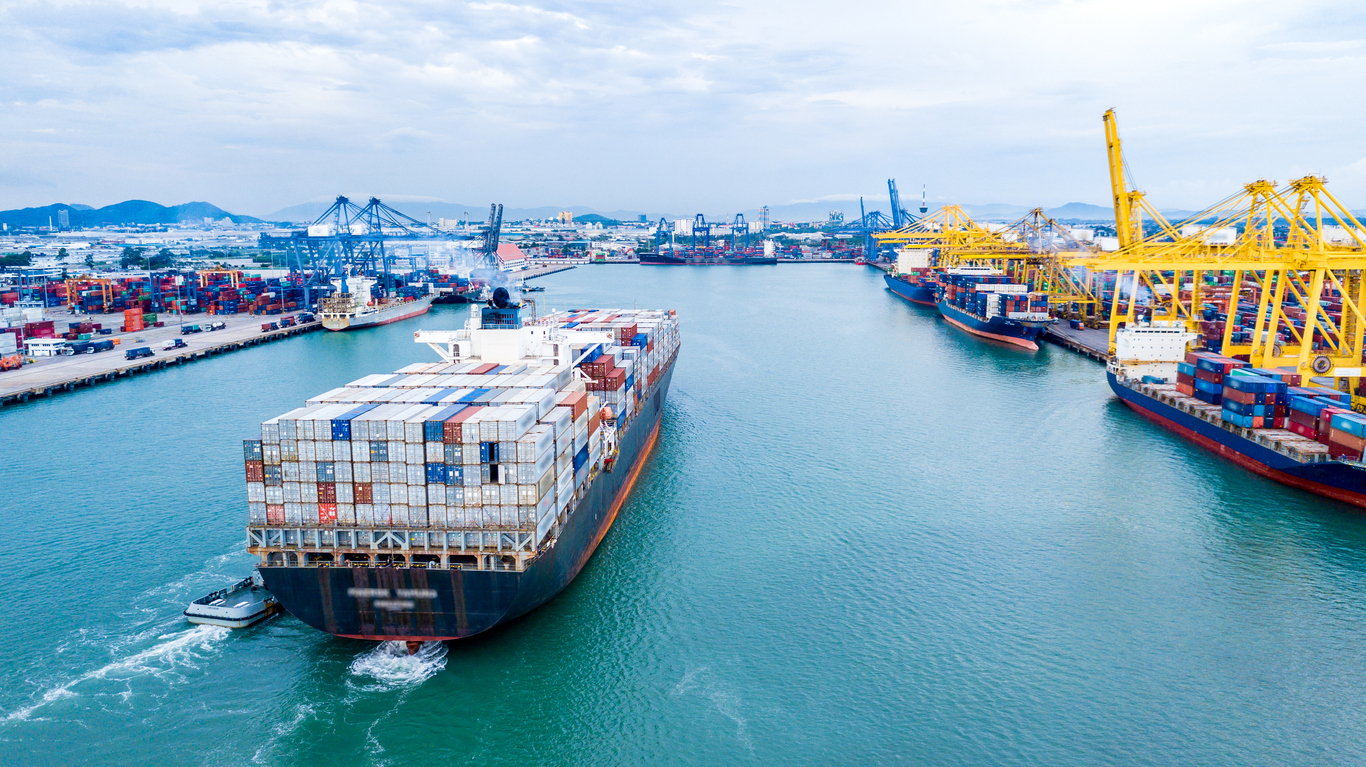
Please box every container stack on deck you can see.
[241,308,681,556]
[941,273,1050,318]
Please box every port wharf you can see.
[0,318,320,407]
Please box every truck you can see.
[162,338,187,350]
[181,324,203,335]
[124,347,154,360]
[65,339,115,355]
[260,322,279,332]
[206,321,226,331]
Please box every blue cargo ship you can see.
[935,268,1053,351]
[883,271,937,306]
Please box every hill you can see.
[0,200,261,228]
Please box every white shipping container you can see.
[266,485,284,505]
[392,483,409,505]
[573,429,587,453]
[248,502,267,525]
[374,484,391,503]
[392,505,409,526]
[499,484,518,505]
[338,504,356,525]
[482,486,500,505]
[426,441,444,461]
[479,406,503,441]
[406,464,424,485]
[462,444,481,465]
[281,440,299,460]
[315,441,333,461]
[354,462,372,483]
[302,483,317,503]
[429,484,447,505]
[557,449,572,475]
[247,482,266,502]
[405,443,424,464]
[263,443,281,465]
[501,506,518,528]
[517,424,555,461]
[387,441,405,463]
[300,440,316,461]
[374,503,391,524]
[428,504,447,528]
[357,504,374,525]
[573,411,588,437]
[517,485,539,505]
[284,482,301,502]
[448,486,464,506]
[301,460,316,480]
[285,502,302,524]
[371,462,389,483]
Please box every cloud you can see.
[0,0,1365,215]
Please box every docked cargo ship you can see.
[638,251,777,266]
[1107,323,1366,509]
[320,278,434,331]
[883,271,938,306]
[936,267,1053,350]
[246,294,680,641]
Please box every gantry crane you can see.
[1066,110,1366,404]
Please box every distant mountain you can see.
[1042,202,1114,221]
[0,200,261,228]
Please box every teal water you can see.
[3,265,1366,765]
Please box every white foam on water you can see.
[3,624,230,723]
[348,641,447,691]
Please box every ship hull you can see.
[936,299,1048,351]
[639,252,777,265]
[258,360,676,640]
[883,273,937,307]
[323,296,435,331]
[1107,371,1366,509]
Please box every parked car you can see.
[206,321,226,331]
[124,346,154,360]
[180,324,203,335]
[162,338,187,350]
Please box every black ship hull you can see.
[639,252,777,265]
[258,361,676,641]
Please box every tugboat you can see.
[184,573,280,628]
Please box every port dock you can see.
[0,316,320,406]
[1042,324,1109,362]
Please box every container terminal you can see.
[871,109,1366,509]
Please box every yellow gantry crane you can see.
[1066,110,1366,404]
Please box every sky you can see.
[3,0,1366,218]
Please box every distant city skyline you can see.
[3,0,1365,217]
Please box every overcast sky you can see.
[3,0,1365,217]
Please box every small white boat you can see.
[184,574,280,628]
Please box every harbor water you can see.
[4,264,1366,765]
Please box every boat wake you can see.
[4,624,230,723]
[348,641,447,691]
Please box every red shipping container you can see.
[1222,388,1256,405]
[1288,408,1316,427]
[1194,368,1224,384]
[1328,442,1363,460]
[561,391,587,419]
[1330,429,1366,452]
[245,460,265,482]
[318,503,337,525]
[443,406,483,443]
[1288,420,1316,439]
[266,504,285,524]
[353,483,373,503]
[317,482,337,503]
[1176,382,1196,396]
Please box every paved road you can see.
[1,308,316,399]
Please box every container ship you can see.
[883,248,939,306]
[1107,323,1366,508]
[244,292,680,641]
[936,267,1053,350]
[638,251,776,266]
[320,278,434,331]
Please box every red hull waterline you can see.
[939,313,1039,351]
[1120,397,1366,509]
[335,418,664,642]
